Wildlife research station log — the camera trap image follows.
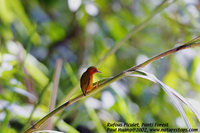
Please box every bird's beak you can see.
[97,70,101,73]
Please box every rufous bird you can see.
[80,66,101,96]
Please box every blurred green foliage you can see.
[0,0,200,132]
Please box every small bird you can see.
[80,66,101,96]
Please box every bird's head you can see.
[87,66,101,75]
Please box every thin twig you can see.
[127,36,200,72]
[21,81,51,133]
[46,59,63,130]
[24,95,82,133]
[24,36,200,133]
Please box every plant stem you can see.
[24,36,200,133]
[21,81,51,133]
[24,95,82,133]
[127,36,200,72]
[47,59,62,130]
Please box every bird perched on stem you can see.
[80,66,101,96]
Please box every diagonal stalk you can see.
[25,36,200,133]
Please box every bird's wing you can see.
[80,72,90,96]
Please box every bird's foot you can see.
[93,81,99,90]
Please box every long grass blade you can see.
[127,71,197,131]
